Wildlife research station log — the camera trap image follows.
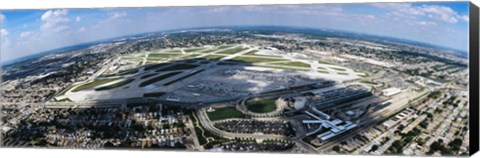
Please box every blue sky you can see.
[0,2,470,62]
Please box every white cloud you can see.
[0,14,5,23]
[1,28,8,37]
[75,16,81,22]
[460,15,469,22]
[93,12,129,29]
[419,5,459,24]
[207,5,344,16]
[78,27,86,32]
[1,28,10,50]
[108,12,127,21]
[20,31,32,38]
[40,9,71,32]
[373,3,468,24]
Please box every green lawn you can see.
[146,58,164,61]
[271,61,311,68]
[244,50,258,55]
[228,56,286,63]
[180,54,199,59]
[357,73,370,78]
[191,112,230,146]
[200,55,226,60]
[72,77,121,92]
[243,50,282,58]
[117,69,139,76]
[330,67,347,71]
[148,53,181,59]
[139,71,182,87]
[164,50,182,53]
[206,107,246,121]
[317,70,329,74]
[184,48,206,53]
[95,79,135,91]
[215,47,249,55]
[246,99,277,113]
[217,45,233,49]
[318,60,332,64]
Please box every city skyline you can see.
[0,2,470,63]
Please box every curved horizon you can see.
[1,2,470,63]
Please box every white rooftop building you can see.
[382,87,401,97]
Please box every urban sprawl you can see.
[0,27,470,156]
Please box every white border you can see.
[0,0,479,158]
[0,0,476,9]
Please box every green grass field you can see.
[200,55,226,60]
[244,50,258,55]
[243,50,282,57]
[317,70,329,74]
[166,50,182,53]
[72,77,121,92]
[337,72,349,75]
[148,53,181,59]
[318,60,332,64]
[139,71,182,87]
[271,61,311,68]
[215,47,249,55]
[357,73,370,78]
[184,48,206,53]
[95,79,135,91]
[330,67,347,71]
[217,45,233,49]
[206,107,246,121]
[228,56,286,63]
[180,54,199,59]
[246,99,277,113]
[191,113,230,148]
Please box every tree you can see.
[333,145,341,152]
[370,145,379,152]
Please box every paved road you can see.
[196,108,318,153]
[185,116,202,151]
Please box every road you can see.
[185,116,202,151]
[195,108,318,153]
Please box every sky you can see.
[0,2,470,62]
